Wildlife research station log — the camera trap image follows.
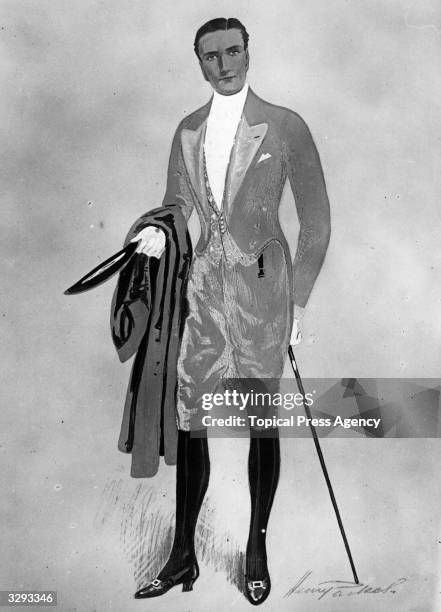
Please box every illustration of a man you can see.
[112,17,330,605]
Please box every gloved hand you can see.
[130,225,166,258]
[290,306,305,346]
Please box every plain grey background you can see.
[2,0,441,610]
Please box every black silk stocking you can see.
[246,435,281,580]
[158,431,210,577]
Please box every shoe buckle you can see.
[151,579,162,588]
[249,580,265,589]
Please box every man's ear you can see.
[245,49,249,72]
[199,60,209,82]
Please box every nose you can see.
[217,53,232,74]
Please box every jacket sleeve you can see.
[161,122,195,221]
[284,112,331,308]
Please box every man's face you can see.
[198,28,249,96]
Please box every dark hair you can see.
[194,17,249,59]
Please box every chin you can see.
[217,82,242,96]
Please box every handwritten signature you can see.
[284,571,407,601]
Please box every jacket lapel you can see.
[181,122,207,205]
[224,116,268,215]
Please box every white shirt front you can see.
[204,83,249,209]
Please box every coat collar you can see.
[180,88,268,215]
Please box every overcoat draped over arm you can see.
[110,206,192,477]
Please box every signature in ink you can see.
[284,571,407,601]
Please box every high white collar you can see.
[209,83,249,119]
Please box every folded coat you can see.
[110,205,192,477]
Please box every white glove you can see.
[290,318,302,346]
[290,306,305,346]
[130,226,166,258]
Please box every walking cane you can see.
[288,345,360,584]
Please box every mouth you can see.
[219,75,236,82]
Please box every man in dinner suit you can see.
[125,17,331,605]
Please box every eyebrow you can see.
[202,45,243,58]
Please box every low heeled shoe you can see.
[134,562,199,599]
[244,573,271,605]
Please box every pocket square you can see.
[257,153,272,164]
